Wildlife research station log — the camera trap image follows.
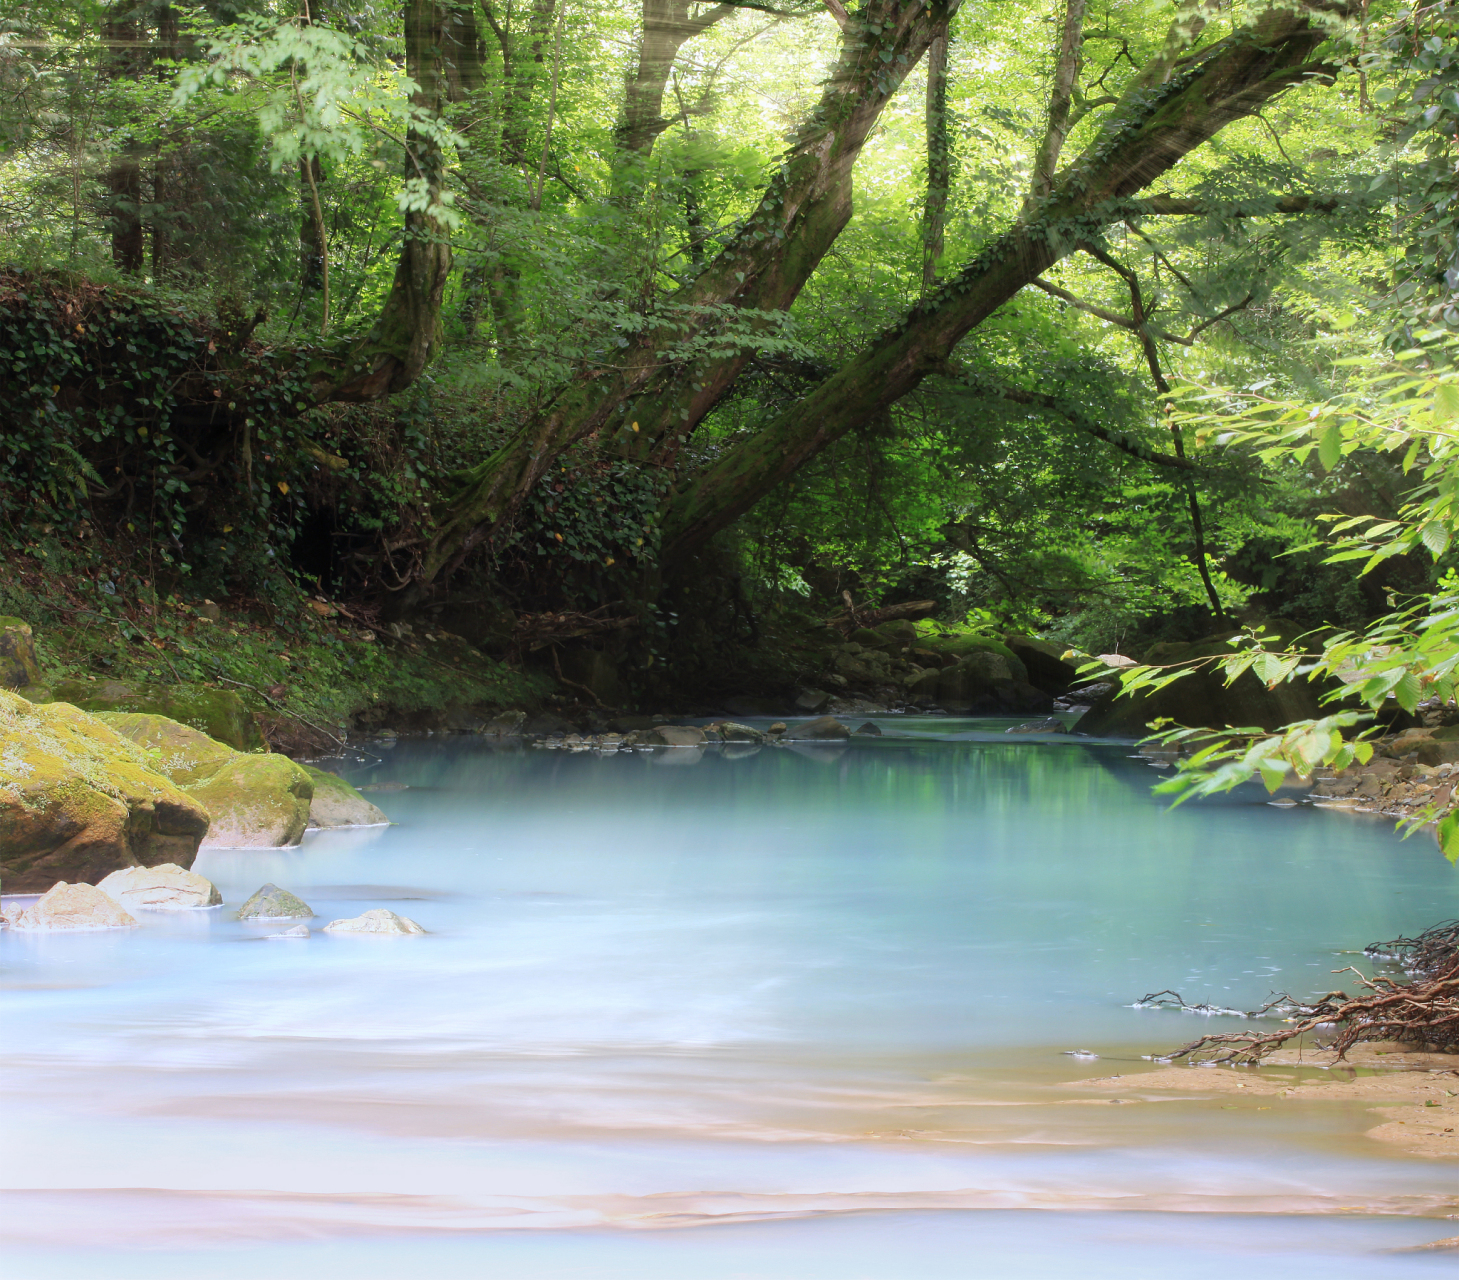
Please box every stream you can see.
[3,718,1457,1276]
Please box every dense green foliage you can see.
[1,0,1456,708]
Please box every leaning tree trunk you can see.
[921,21,951,293]
[657,0,1354,569]
[323,0,454,401]
[417,0,962,591]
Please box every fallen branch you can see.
[214,676,346,750]
[824,598,937,633]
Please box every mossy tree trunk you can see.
[657,1,1353,570]
[415,0,963,591]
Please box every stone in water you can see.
[13,881,139,931]
[97,863,222,911]
[266,924,310,939]
[323,908,426,936]
[237,883,314,920]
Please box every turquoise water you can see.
[3,720,1456,1274]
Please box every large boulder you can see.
[95,711,238,786]
[191,754,313,848]
[0,690,210,893]
[12,881,138,931]
[1004,635,1079,693]
[1077,633,1328,737]
[97,863,221,911]
[301,765,388,828]
[0,617,41,688]
[28,679,264,750]
[643,725,708,747]
[919,633,1030,684]
[323,908,425,935]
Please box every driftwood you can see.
[1141,921,1459,1064]
[824,596,938,634]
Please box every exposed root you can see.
[1365,919,1459,979]
[1147,924,1459,1065]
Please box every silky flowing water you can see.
[3,718,1457,1276]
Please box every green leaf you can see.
[1317,423,1343,470]
[1435,381,1459,424]
[1438,811,1459,864]
[1395,670,1423,713]
[1421,522,1451,558]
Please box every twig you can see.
[214,675,345,749]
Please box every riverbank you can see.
[0,556,551,751]
[1070,1041,1459,1159]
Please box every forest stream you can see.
[3,721,1456,1277]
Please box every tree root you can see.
[1147,924,1459,1065]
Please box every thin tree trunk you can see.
[104,2,145,274]
[921,24,951,293]
[1026,0,1086,210]
[324,0,453,400]
[658,1,1349,570]
[617,0,733,167]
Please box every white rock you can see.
[12,882,138,931]
[265,924,310,939]
[322,908,426,936]
[97,863,222,911]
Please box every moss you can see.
[94,711,239,785]
[38,680,264,751]
[0,689,210,891]
[0,617,41,688]
[188,754,313,848]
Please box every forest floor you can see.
[1,549,551,751]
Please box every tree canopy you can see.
[4,0,1457,698]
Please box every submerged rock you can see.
[646,725,707,747]
[237,883,313,920]
[301,765,389,828]
[0,689,211,892]
[97,863,221,910]
[1005,719,1069,735]
[12,881,139,931]
[853,721,882,736]
[323,908,425,935]
[791,716,850,740]
[718,721,767,744]
[192,755,313,848]
[265,924,310,939]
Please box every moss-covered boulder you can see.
[0,617,41,689]
[301,765,388,828]
[191,754,313,848]
[920,633,1029,684]
[0,690,210,892]
[31,680,264,751]
[95,712,239,786]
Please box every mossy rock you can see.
[190,754,313,848]
[0,617,41,689]
[36,680,264,751]
[921,633,1028,684]
[0,689,210,893]
[301,764,389,828]
[95,711,239,786]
